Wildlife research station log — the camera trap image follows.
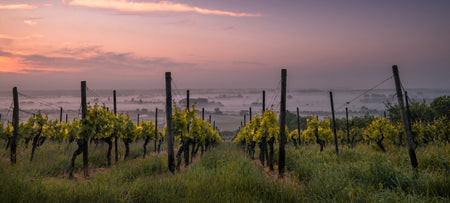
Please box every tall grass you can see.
[1,139,449,202]
[286,143,450,202]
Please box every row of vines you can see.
[234,109,449,169]
[0,103,222,178]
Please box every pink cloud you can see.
[68,0,261,17]
[24,20,37,25]
[0,4,37,10]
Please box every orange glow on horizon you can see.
[0,56,27,73]
[0,4,36,10]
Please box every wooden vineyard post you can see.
[186,90,190,111]
[297,107,301,145]
[137,114,140,126]
[113,90,118,163]
[154,108,158,153]
[244,114,246,126]
[70,82,89,178]
[60,107,63,123]
[346,107,350,145]
[279,69,287,176]
[201,108,205,155]
[260,90,267,165]
[11,87,18,164]
[330,91,339,157]
[66,114,68,123]
[185,90,190,166]
[262,90,265,112]
[405,91,413,131]
[249,107,252,123]
[202,108,205,121]
[81,81,89,178]
[392,65,418,170]
[166,72,175,173]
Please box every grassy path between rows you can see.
[1,141,449,202]
[0,143,300,202]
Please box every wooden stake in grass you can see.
[405,91,413,132]
[185,90,190,166]
[279,69,287,176]
[202,108,204,121]
[114,90,118,163]
[262,90,265,113]
[330,91,339,157]
[346,107,350,145]
[70,81,88,178]
[166,72,175,173]
[186,90,190,111]
[137,114,140,126]
[249,107,252,123]
[392,65,418,170]
[60,107,63,123]
[154,108,158,153]
[297,107,301,146]
[81,81,89,178]
[11,87,18,165]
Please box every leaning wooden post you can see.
[279,69,287,176]
[392,65,418,170]
[113,90,118,163]
[330,91,339,157]
[65,114,68,123]
[60,107,63,123]
[297,107,301,145]
[262,90,265,112]
[166,72,175,173]
[405,91,413,131]
[346,107,350,145]
[81,81,89,177]
[154,108,158,152]
[11,87,19,164]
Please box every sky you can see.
[1,0,450,91]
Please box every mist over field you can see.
[1,87,449,131]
